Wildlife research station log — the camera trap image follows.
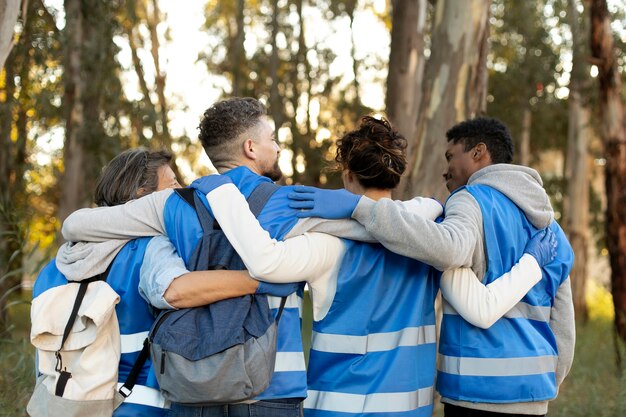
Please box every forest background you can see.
[1,0,625,415]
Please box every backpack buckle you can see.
[119,385,132,398]
[54,351,63,373]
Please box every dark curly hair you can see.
[94,148,172,207]
[446,117,514,164]
[336,116,407,189]
[198,97,267,167]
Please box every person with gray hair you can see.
[32,148,180,416]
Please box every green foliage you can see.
[549,318,622,417]
[198,0,376,186]
[488,0,569,158]
[0,289,33,417]
[0,338,34,417]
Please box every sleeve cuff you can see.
[352,196,376,224]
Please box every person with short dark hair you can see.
[288,116,575,417]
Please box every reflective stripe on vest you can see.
[116,383,168,409]
[437,184,574,404]
[268,293,302,318]
[438,354,558,377]
[304,387,434,414]
[274,352,307,372]
[120,331,149,354]
[311,325,436,354]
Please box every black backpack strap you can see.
[175,187,220,236]
[274,296,288,324]
[118,338,151,398]
[55,267,111,397]
[177,182,280,238]
[180,181,280,271]
[174,187,196,208]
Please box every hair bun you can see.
[335,116,408,190]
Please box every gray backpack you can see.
[149,183,285,405]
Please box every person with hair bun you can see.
[335,116,407,196]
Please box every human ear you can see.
[473,143,487,160]
[243,138,256,160]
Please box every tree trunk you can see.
[125,22,158,143]
[147,0,171,149]
[269,0,283,134]
[563,0,591,322]
[288,0,316,186]
[518,106,532,166]
[59,0,119,238]
[0,0,20,71]
[231,0,245,97]
[58,0,88,236]
[399,0,490,201]
[590,0,626,343]
[346,0,361,107]
[564,89,591,322]
[385,0,427,143]
[0,39,18,329]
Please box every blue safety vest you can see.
[437,184,574,403]
[305,240,440,417]
[33,238,168,416]
[162,166,307,400]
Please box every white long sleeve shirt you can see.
[197,184,543,325]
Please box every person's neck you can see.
[217,161,258,175]
[363,188,392,201]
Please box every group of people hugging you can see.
[32,97,574,417]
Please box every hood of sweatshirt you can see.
[56,239,128,281]
[467,164,554,229]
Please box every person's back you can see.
[286,116,576,416]
[33,238,166,416]
[306,240,439,416]
[303,117,440,416]
[437,183,573,405]
[161,169,308,400]
[31,149,179,416]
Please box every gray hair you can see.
[94,148,173,207]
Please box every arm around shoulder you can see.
[207,184,346,283]
[351,191,480,270]
[62,189,172,242]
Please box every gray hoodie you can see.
[352,163,575,415]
